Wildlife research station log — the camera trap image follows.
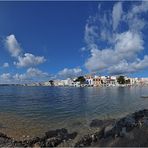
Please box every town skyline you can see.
[0,1,148,84]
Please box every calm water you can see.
[0,86,148,140]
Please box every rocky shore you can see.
[1,109,148,147]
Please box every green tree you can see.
[74,76,86,84]
[49,80,54,86]
[117,76,125,84]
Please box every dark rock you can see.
[45,130,58,138]
[104,125,114,138]
[34,141,46,147]
[75,135,92,147]
[67,132,77,140]
[45,137,62,147]
[13,141,24,147]
[0,137,13,147]
[143,109,148,117]
[56,128,68,139]
[94,127,105,139]
[45,128,68,139]
[90,119,115,129]
[0,132,9,139]
[90,119,103,127]
[134,110,145,121]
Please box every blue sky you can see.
[0,1,148,83]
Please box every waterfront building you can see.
[72,81,81,87]
[43,81,51,86]
[85,75,94,86]
[129,78,139,86]
[109,76,118,86]
[101,76,108,86]
[93,75,102,87]
[139,78,148,85]
[62,78,74,86]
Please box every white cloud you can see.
[5,34,22,57]
[25,67,49,78]
[85,30,144,72]
[84,1,148,75]
[13,68,49,82]
[109,56,148,75]
[112,2,123,30]
[14,53,46,67]
[0,68,50,84]
[115,31,144,59]
[5,34,46,68]
[125,1,148,32]
[58,68,82,79]
[3,62,9,68]
[0,73,12,83]
[85,2,148,74]
[0,73,11,80]
[129,1,148,17]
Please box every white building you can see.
[42,81,51,86]
[101,76,108,86]
[139,78,148,85]
[109,76,118,86]
[129,78,139,85]
[72,81,81,87]
[85,75,94,86]
[62,78,74,86]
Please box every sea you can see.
[0,86,148,140]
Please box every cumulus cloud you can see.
[0,73,12,84]
[58,68,82,79]
[5,34,46,68]
[25,68,49,78]
[14,53,46,67]
[5,34,22,57]
[3,62,9,68]
[84,1,148,75]
[109,56,148,75]
[13,68,49,82]
[0,68,50,84]
[0,73,11,80]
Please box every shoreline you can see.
[0,109,148,147]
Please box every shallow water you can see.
[0,86,148,140]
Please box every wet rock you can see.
[134,110,145,121]
[143,109,148,117]
[33,141,46,147]
[0,137,14,147]
[45,137,62,147]
[33,142,41,147]
[75,127,106,147]
[45,128,68,139]
[56,128,68,139]
[45,130,58,138]
[104,125,113,138]
[13,141,24,147]
[94,127,105,139]
[90,119,103,127]
[75,135,92,147]
[0,132,9,139]
[67,132,77,140]
[113,115,136,134]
